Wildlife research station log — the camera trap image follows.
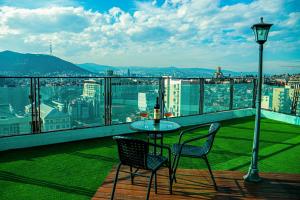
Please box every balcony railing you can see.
[0,76,299,137]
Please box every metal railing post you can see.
[29,78,34,133]
[37,78,42,132]
[29,78,41,133]
[229,79,234,110]
[252,78,257,108]
[108,77,112,125]
[159,77,165,118]
[104,77,110,125]
[199,78,204,114]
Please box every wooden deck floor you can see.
[93,166,300,200]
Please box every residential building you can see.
[272,87,294,114]
[25,103,71,131]
[138,92,147,111]
[261,95,271,110]
[164,78,199,116]
[0,104,30,136]
[82,79,103,98]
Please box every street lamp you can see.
[244,17,272,182]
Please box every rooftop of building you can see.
[0,116,299,199]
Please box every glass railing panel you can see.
[163,78,200,117]
[204,79,230,113]
[39,78,104,131]
[233,79,254,109]
[111,78,159,124]
[0,78,32,136]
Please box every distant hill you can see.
[77,63,117,73]
[76,63,242,77]
[0,51,89,74]
[0,51,248,77]
[127,66,240,77]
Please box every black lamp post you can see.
[244,17,272,182]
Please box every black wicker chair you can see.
[171,122,221,190]
[111,136,172,200]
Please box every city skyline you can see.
[0,0,300,74]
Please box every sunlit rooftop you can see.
[1,116,299,199]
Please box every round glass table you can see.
[130,120,181,155]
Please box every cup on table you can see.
[164,112,172,120]
[140,111,148,126]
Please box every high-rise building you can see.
[127,69,131,77]
[82,79,103,120]
[138,93,147,111]
[164,78,181,116]
[164,78,199,116]
[68,99,90,122]
[272,87,294,114]
[287,78,300,115]
[82,79,102,98]
[261,95,271,110]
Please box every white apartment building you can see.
[164,78,199,116]
[272,87,294,114]
[82,79,102,98]
[261,95,271,110]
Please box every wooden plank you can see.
[93,167,300,200]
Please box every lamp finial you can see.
[260,17,264,23]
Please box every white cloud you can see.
[0,0,299,73]
[1,6,92,33]
[281,12,300,27]
[0,0,79,8]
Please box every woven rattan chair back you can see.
[114,136,149,169]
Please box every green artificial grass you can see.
[0,116,299,200]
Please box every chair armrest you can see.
[178,123,210,144]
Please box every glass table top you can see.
[130,120,181,132]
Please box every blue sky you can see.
[0,0,299,74]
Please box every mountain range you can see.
[0,51,89,75]
[77,63,117,73]
[0,50,248,77]
[77,63,243,77]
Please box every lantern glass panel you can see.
[256,27,267,41]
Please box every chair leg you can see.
[171,154,178,183]
[154,172,158,194]
[168,162,173,194]
[203,156,217,190]
[146,172,154,200]
[110,163,122,200]
[130,166,134,184]
[160,134,163,155]
[172,154,181,184]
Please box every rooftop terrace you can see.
[0,116,299,199]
